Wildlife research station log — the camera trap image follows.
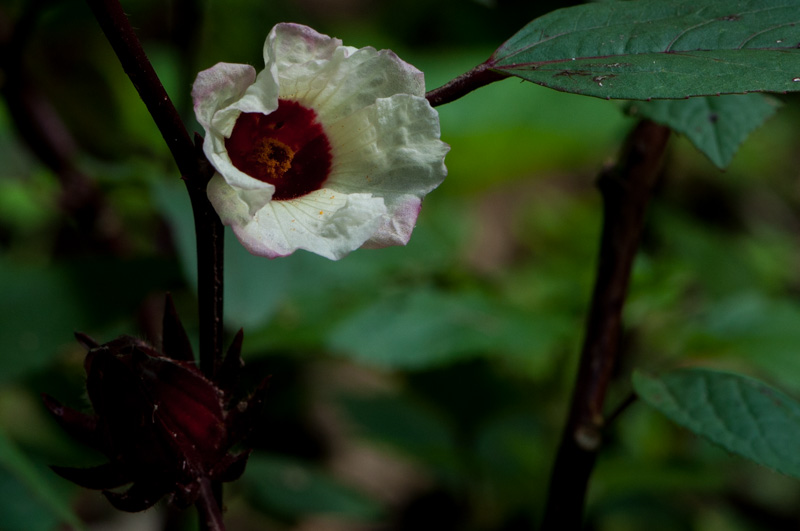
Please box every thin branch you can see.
[425,62,509,107]
[81,3,225,527]
[188,134,225,380]
[195,477,226,531]
[83,0,195,176]
[540,120,671,530]
[82,0,223,379]
[604,392,637,429]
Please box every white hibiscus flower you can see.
[192,23,449,260]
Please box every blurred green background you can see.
[3,0,800,529]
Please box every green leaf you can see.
[687,294,800,393]
[473,413,548,506]
[629,94,779,168]
[339,394,462,480]
[593,458,725,496]
[327,288,568,370]
[491,0,800,100]
[633,368,800,478]
[0,260,87,384]
[327,289,490,369]
[422,51,633,190]
[242,454,380,521]
[0,427,84,530]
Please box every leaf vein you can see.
[665,18,720,53]
[738,20,800,49]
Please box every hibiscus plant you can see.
[4,0,800,529]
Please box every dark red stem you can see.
[196,478,226,531]
[540,120,671,530]
[188,135,226,380]
[83,0,194,174]
[425,62,508,107]
[81,1,224,527]
[82,0,223,379]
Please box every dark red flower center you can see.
[225,99,332,201]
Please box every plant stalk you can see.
[196,478,226,531]
[540,120,670,530]
[83,0,223,378]
[83,1,225,527]
[425,62,508,107]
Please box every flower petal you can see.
[361,195,422,248]
[267,23,348,73]
[192,62,256,131]
[327,95,448,197]
[268,24,424,124]
[209,174,387,260]
[193,63,277,214]
[198,24,448,260]
[325,94,448,247]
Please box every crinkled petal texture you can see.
[192,23,448,260]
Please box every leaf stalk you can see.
[425,61,509,107]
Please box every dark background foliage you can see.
[3,0,800,529]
